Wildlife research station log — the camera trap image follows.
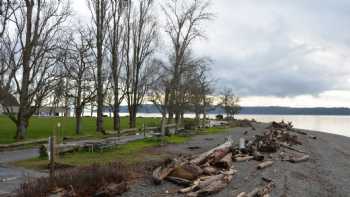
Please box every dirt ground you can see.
[123,122,350,197]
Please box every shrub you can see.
[16,162,129,197]
[216,114,224,120]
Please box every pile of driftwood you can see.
[153,137,236,197]
[152,121,311,196]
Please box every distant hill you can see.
[117,105,350,116]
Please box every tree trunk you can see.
[128,110,136,128]
[15,115,27,140]
[96,0,105,133]
[128,105,137,128]
[113,84,120,131]
[113,104,120,132]
[195,112,200,129]
[161,114,166,136]
[75,109,82,135]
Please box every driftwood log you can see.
[152,159,182,184]
[288,154,310,163]
[191,137,234,165]
[215,153,233,169]
[257,161,274,170]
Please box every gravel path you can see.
[123,123,350,197]
[0,148,42,195]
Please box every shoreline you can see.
[124,121,350,197]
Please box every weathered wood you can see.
[239,138,246,152]
[40,143,80,157]
[191,137,234,165]
[234,156,254,162]
[203,166,218,175]
[215,153,233,169]
[279,142,307,154]
[246,188,260,197]
[179,180,200,193]
[257,161,274,170]
[237,192,247,197]
[152,159,180,184]
[187,174,233,197]
[289,155,310,163]
[165,176,192,186]
[169,163,203,181]
[253,151,264,161]
[0,138,47,149]
[245,182,274,197]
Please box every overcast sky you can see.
[72,0,350,107]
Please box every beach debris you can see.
[257,161,274,170]
[288,154,310,163]
[152,121,309,196]
[238,182,275,197]
[153,138,236,195]
[309,135,317,140]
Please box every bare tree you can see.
[124,0,158,128]
[218,88,241,120]
[107,0,127,132]
[149,60,171,135]
[0,0,71,139]
[0,0,18,38]
[59,29,96,134]
[162,0,213,125]
[87,0,110,133]
[187,58,212,128]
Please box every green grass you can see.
[14,136,191,170]
[0,116,161,144]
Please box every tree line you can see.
[0,0,239,140]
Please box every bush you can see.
[216,114,224,120]
[16,162,129,197]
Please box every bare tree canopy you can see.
[163,0,213,125]
[218,88,241,120]
[87,0,110,133]
[124,0,158,128]
[0,0,71,139]
[58,28,96,134]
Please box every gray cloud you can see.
[193,0,350,97]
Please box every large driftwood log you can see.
[169,163,203,181]
[191,138,234,165]
[152,159,182,184]
[188,174,233,197]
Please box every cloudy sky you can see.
[73,0,350,107]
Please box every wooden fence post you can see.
[49,135,56,182]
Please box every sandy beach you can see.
[123,122,350,197]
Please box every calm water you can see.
[118,113,350,138]
[237,115,350,138]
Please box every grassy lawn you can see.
[0,116,161,144]
[14,136,190,170]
